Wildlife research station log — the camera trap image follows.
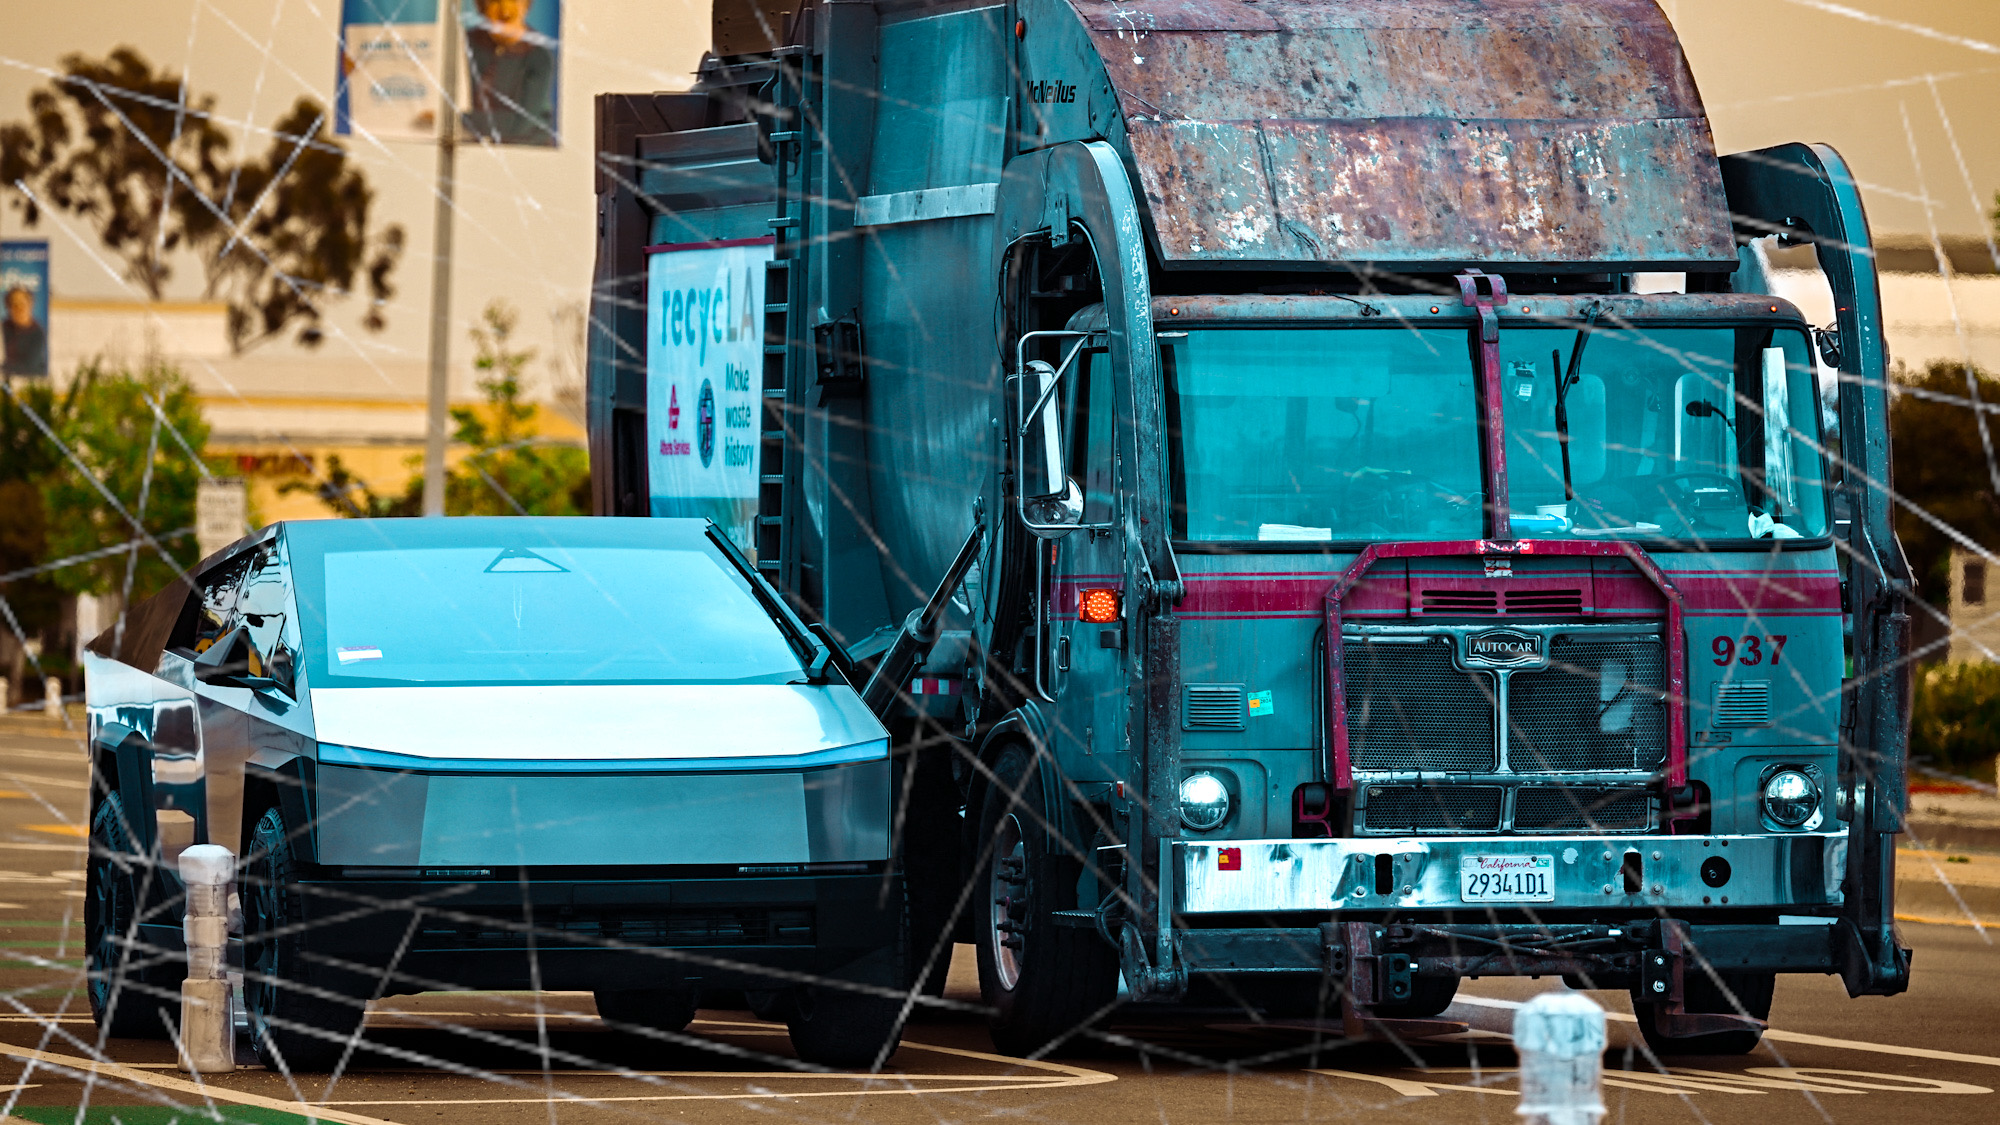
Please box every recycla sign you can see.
[645,238,773,548]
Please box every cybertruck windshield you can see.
[291,523,808,687]
[1163,323,1827,545]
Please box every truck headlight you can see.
[1762,769,1820,828]
[1180,772,1231,831]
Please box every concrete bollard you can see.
[179,845,237,1074]
[1514,992,1606,1125]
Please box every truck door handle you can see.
[1057,635,1071,673]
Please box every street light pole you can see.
[421,4,462,517]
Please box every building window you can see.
[1966,559,1988,607]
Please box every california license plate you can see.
[1459,854,1555,902]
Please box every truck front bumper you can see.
[1174,832,1845,915]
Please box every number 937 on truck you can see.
[591,0,1915,1057]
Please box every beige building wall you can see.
[43,300,583,526]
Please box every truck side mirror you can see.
[1016,359,1082,538]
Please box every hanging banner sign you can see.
[645,238,775,552]
[0,240,50,377]
[458,0,563,147]
[336,0,443,140]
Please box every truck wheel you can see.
[1632,971,1773,1056]
[1371,974,1459,1019]
[594,989,697,1037]
[244,806,368,1071]
[86,792,183,1039]
[975,745,1118,1056]
[785,981,907,1070]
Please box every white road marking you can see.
[0,1041,400,1125]
[1455,994,2000,1068]
[317,1019,1116,1107]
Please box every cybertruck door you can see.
[1720,142,1910,996]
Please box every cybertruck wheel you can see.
[785,980,907,1070]
[86,792,183,1039]
[1632,971,1773,1056]
[595,989,697,1038]
[975,745,1118,1057]
[244,806,368,1072]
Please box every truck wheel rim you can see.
[990,812,1027,991]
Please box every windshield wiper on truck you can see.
[1548,301,1605,502]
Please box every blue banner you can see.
[0,240,49,378]
[336,0,443,140]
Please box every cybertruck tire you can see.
[1632,971,1773,1056]
[244,806,369,1072]
[785,981,907,1070]
[595,989,698,1038]
[975,745,1118,1057]
[86,792,184,1039]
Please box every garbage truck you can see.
[588,0,1913,1056]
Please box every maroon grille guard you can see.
[1322,539,1690,796]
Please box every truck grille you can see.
[1507,636,1668,773]
[1343,626,1664,836]
[1362,785,1503,832]
[1344,639,1496,772]
[1514,787,1653,831]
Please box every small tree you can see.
[0,47,404,351]
[284,301,589,519]
[447,300,590,516]
[38,361,211,603]
[1888,360,2000,608]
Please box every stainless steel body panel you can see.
[308,684,886,765]
[314,758,890,867]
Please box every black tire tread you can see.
[978,746,1119,1057]
[245,806,369,1072]
[86,792,183,1040]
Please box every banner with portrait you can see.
[645,239,774,552]
[457,0,562,147]
[0,241,50,378]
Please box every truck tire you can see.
[975,745,1118,1056]
[1632,971,1773,1056]
[243,806,369,1071]
[86,792,183,1039]
[595,989,697,1037]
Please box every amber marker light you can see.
[1079,588,1122,623]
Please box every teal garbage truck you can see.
[589,0,1913,1056]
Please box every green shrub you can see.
[1910,661,2000,778]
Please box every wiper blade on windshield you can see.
[1550,301,1605,502]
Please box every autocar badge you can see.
[1463,628,1543,667]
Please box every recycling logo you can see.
[697,379,717,468]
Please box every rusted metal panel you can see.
[1071,0,1736,269]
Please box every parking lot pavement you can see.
[5,711,2000,1124]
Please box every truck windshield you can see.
[1164,327,1484,542]
[1165,323,1827,544]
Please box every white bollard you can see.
[42,677,62,725]
[1514,991,1606,1125]
[179,844,237,1073]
